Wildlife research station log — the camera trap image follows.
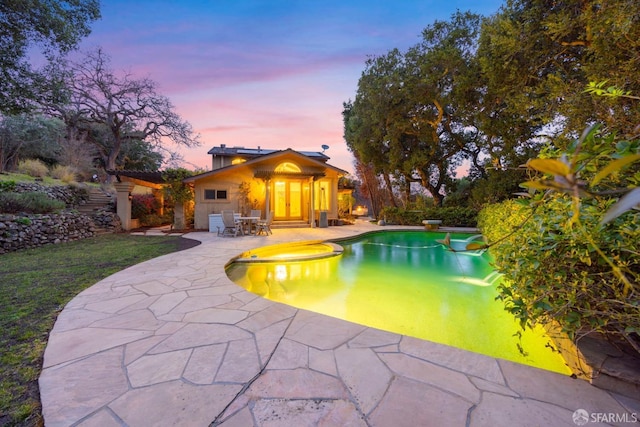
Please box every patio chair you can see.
[249,209,262,234]
[218,210,244,237]
[255,210,274,236]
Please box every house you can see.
[183,145,349,230]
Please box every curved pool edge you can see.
[38,224,637,426]
[231,240,344,263]
[224,228,572,375]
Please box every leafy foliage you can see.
[478,0,640,142]
[0,192,66,214]
[0,114,65,172]
[344,11,484,206]
[480,196,639,347]
[162,168,195,204]
[346,1,640,209]
[479,122,639,354]
[49,165,77,183]
[131,194,161,221]
[477,199,529,244]
[468,168,530,210]
[522,125,639,227]
[0,180,17,192]
[379,206,478,227]
[0,0,100,114]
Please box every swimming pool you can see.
[226,230,571,374]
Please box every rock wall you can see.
[92,209,122,233]
[0,211,120,254]
[0,183,124,253]
[13,182,90,206]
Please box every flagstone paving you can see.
[39,222,639,426]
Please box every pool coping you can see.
[39,222,640,426]
[231,240,344,263]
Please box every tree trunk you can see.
[383,173,397,207]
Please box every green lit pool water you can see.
[226,230,571,374]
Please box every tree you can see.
[353,156,389,219]
[0,0,100,114]
[0,114,64,172]
[40,48,200,179]
[118,139,164,171]
[478,0,640,145]
[344,12,485,206]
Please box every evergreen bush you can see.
[0,180,17,192]
[479,196,639,349]
[378,206,478,227]
[477,121,639,355]
[0,192,66,214]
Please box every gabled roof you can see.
[207,145,330,162]
[184,148,347,183]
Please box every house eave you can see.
[253,170,326,180]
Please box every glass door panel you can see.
[274,181,286,218]
[289,182,302,218]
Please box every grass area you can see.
[0,234,200,426]
[0,172,83,187]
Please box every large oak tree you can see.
[0,0,100,114]
[344,12,484,206]
[40,48,200,178]
[344,1,640,208]
[478,0,640,143]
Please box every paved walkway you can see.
[39,222,639,426]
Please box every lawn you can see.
[0,234,200,426]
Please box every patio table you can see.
[238,216,260,235]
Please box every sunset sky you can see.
[76,0,504,175]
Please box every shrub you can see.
[469,168,529,210]
[379,206,478,227]
[479,196,639,349]
[50,165,77,183]
[16,159,49,178]
[131,194,161,220]
[477,199,529,243]
[0,180,17,192]
[141,213,172,227]
[0,192,66,214]
[15,216,32,226]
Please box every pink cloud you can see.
[76,0,504,178]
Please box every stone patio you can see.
[39,222,640,426]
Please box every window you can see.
[204,189,228,200]
[275,162,301,173]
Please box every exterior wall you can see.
[193,152,345,230]
[211,155,235,170]
[313,174,340,219]
[193,168,258,230]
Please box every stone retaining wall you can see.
[92,210,122,233]
[0,183,123,253]
[0,212,114,254]
[13,182,90,206]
